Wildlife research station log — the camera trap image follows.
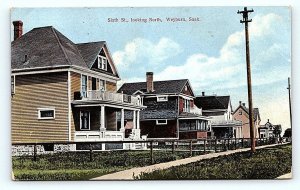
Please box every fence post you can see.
[89,143,93,162]
[150,141,154,164]
[214,139,217,152]
[204,139,207,154]
[190,140,193,157]
[33,144,37,162]
[172,141,175,154]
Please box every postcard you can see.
[11,7,292,180]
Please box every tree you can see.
[273,125,282,137]
[283,128,292,138]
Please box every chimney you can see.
[239,101,242,106]
[146,72,154,92]
[242,103,246,107]
[202,92,205,96]
[13,20,23,40]
[267,119,269,122]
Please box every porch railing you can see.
[85,90,142,106]
[211,120,242,126]
[74,130,124,141]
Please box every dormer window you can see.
[98,55,107,71]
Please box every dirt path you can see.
[91,143,288,180]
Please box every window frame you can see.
[157,95,168,102]
[80,110,90,130]
[38,108,55,120]
[99,79,106,91]
[11,75,15,95]
[98,55,108,71]
[156,119,168,125]
[81,74,88,98]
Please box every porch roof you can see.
[72,100,146,110]
[178,112,211,120]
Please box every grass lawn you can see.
[136,144,292,180]
[13,150,195,180]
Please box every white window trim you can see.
[80,111,91,130]
[99,79,106,91]
[81,74,88,98]
[11,75,15,95]
[38,108,55,120]
[156,119,168,125]
[157,95,168,102]
[98,55,108,71]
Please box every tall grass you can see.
[136,144,292,180]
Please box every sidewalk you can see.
[91,143,288,180]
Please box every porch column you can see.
[120,108,125,131]
[100,105,105,131]
[133,110,136,129]
[136,110,140,129]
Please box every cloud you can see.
[138,13,290,93]
[113,37,182,69]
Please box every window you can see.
[239,110,242,115]
[183,99,190,112]
[80,111,90,130]
[98,55,107,71]
[157,95,168,102]
[99,79,105,91]
[156,119,167,125]
[11,75,15,95]
[38,108,55,119]
[81,75,88,98]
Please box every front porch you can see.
[211,120,242,138]
[178,114,211,139]
[72,90,146,144]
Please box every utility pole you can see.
[287,77,292,128]
[238,7,256,153]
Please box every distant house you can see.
[258,119,282,138]
[118,72,211,140]
[11,21,145,150]
[195,93,242,138]
[232,101,261,138]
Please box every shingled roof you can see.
[233,103,261,121]
[11,26,119,77]
[117,79,189,95]
[194,96,230,110]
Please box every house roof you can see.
[233,104,261,121]
[194,96,230,110]
[117,79,189,95]
[11,26,119,77]
[76,41,105,68]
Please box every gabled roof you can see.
[117,79,190,95]
[195,96,230,110]
[11,26,119,78]
[76,41,105,68]
[233,104,261,121]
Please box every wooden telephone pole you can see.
[287,77,292,128]
[238,7,256,153]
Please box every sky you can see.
[11,7,291,133]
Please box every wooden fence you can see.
[12,137,278,163]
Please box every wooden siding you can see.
[106,81,117,92]
[11,72,69,143]
[140,120,177,138]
